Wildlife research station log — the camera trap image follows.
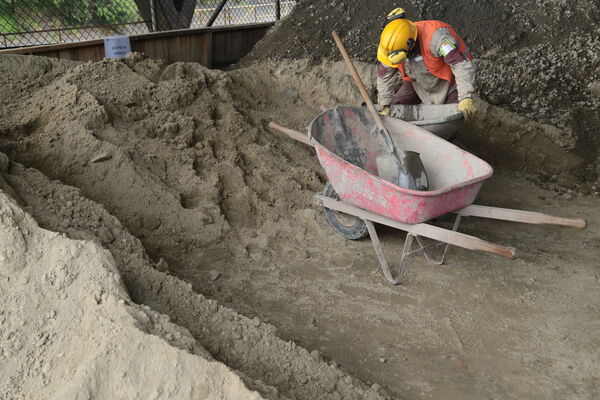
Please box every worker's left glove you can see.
[378,105,391,116]
[457,98,477,121]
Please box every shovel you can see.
[331,31,428,191]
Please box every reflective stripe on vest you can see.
[399,20,471,83]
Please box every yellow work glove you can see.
[457,98,476,121]
[379,105,391,116]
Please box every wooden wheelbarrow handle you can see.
[268,121,314,147]
[456,205,587,229]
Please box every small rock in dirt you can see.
[208,301,219,313]
[488,95,501,105]
[155,258,169,272]
[209,270,221,281]
[323,375,338,393]
[142,214,161,231]
[310,349,320,361]
[90,152,112,163]
[561,193,574,200]
[97,226,114,244]
[378,357,386,363]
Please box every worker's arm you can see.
[377,63,400,108]
[446,52,476,102]
[430,28,476,102]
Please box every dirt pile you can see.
[0,54,375,263]
[0,54,388,399]
[0,189,264,399]
[245,0,600,182]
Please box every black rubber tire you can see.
[323,182,368,240]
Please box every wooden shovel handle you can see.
[331,31,386,132]
[268,121,314,147]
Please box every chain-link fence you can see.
[0,0,297,49]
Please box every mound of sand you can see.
[0,189,264,399]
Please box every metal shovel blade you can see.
[403,151,429,190]
[376,151,429,191]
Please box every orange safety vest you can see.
[399,20,471,83]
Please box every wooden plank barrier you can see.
[0,23,272,68]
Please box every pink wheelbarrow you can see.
[269,106,587,285]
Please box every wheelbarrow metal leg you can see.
[415,215,462,265]
[365,220,407,285]
[366,215,462,284]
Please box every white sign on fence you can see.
[104,36,131,59]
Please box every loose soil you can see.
[0,50,598,400]
[0,189,264,400]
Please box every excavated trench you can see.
[1,53,599,399]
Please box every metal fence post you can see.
[206,0,228,27]
[276,0,281,20]
[150,0,158,32]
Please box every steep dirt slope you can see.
[0,189,265,400]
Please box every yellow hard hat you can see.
[377,12,418,68]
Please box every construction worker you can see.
[376,8,477,121]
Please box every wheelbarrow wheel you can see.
[323,182,368,240]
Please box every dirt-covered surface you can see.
[0,50,600,399]
[244,0,600,183]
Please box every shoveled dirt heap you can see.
[0,53,387,400]
[245,0,600,182]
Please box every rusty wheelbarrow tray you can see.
[268,106,586,285]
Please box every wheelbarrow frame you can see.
[268,121,587,285]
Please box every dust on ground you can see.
[0,52,599,400]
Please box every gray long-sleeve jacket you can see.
[377,27,475,106]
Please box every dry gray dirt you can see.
[0,52,599,400]
[0,190,264,400]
